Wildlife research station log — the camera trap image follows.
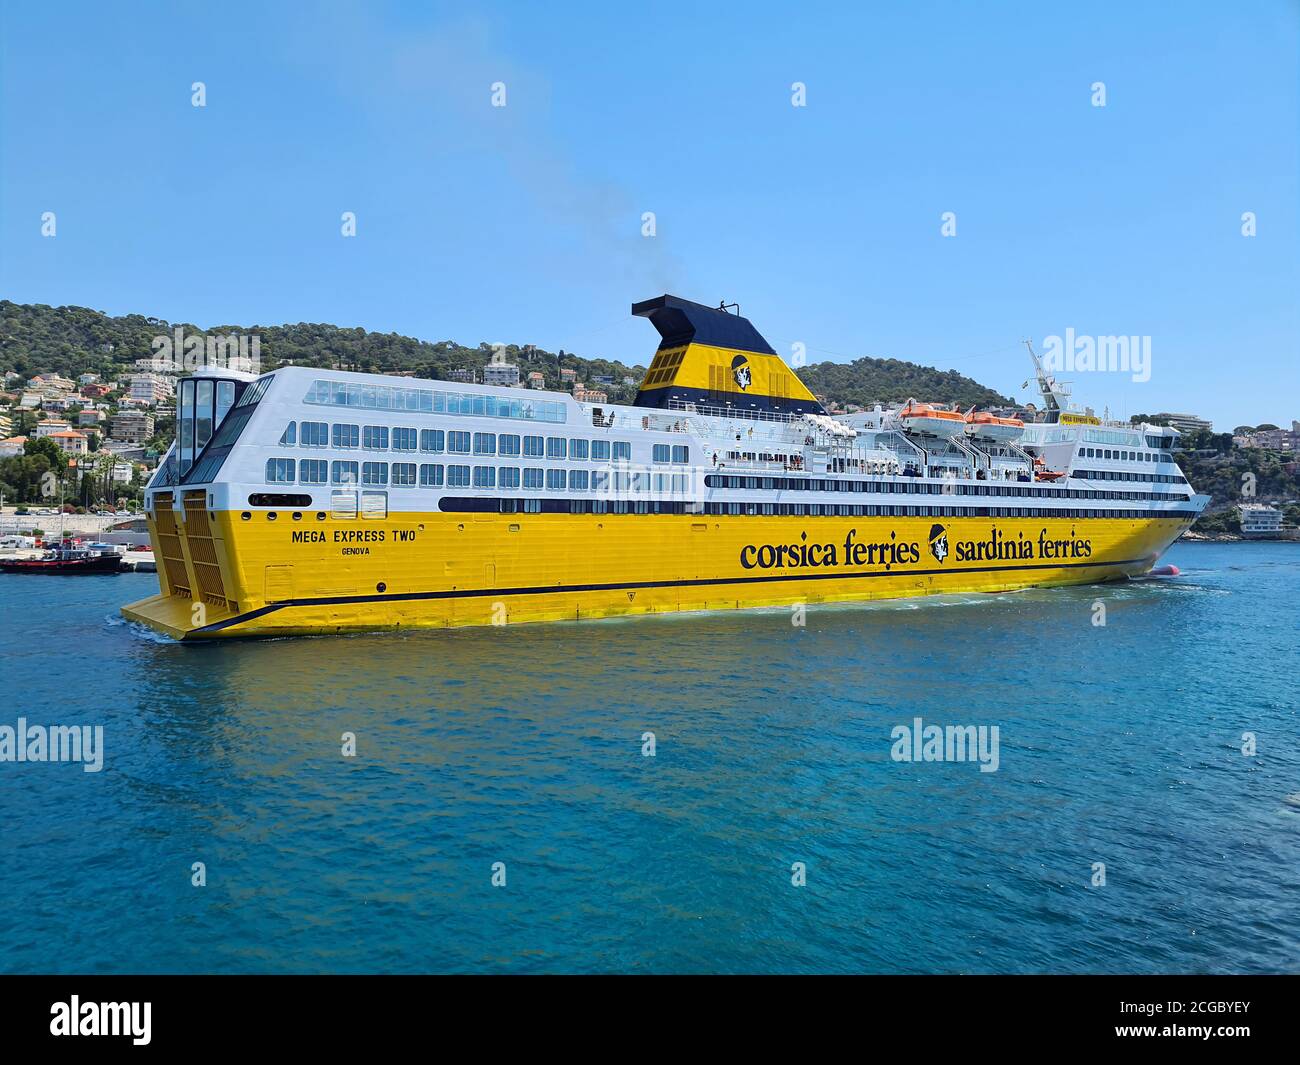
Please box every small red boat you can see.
[0,542,123,574]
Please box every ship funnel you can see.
[631,295,824,415]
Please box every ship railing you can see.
[713,456,816,473]
[1004,440,1036,470]
[637,411,696,434]
[874,429,927,470]
[665,399,803,425]
[938,433,986,469]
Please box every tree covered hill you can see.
[1,300,1011,410]
[799,356,1011,410]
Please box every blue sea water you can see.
[1,542,1297,974]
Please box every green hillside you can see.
[799,356,1011,409]
[0,301,647,404]
[1,301,1011,411]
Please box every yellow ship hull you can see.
[120,493,1192,640]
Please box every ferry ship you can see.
[122,295,1209,639]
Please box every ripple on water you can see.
[0,545,1297,973]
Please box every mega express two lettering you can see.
[290,527,422,559]
[740,525,1093,572]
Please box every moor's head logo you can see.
[731,354,752,391]
[928,523,949,563]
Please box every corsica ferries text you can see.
[739,526,1093,572]
[741,529,921,572]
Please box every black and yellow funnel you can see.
[632,295,824,415]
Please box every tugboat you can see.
[0,539,123,574]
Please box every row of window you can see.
[303,379,567,422]
[266,458,691,493]
[1080,446,1171,464]
[1073,469,1187,485]
[266,457,1195,504]
[278,422,652,462]
[703,474,1192,503]
[436,497,1197,520]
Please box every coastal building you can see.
[29,373,75,392]
[482,357,520,388]
[572,384,608,404]
[559,367,577,384]
[1234,421,1299,452]
[78,373,101,385]
[0,435,27,458]
[19,391,42,409]
[34,419,71,438]
[128,373,174,405]
[1164,412,1212,434]
[111,411,155,443]
[100,441,147,461]
[527,371,545,389]
[447,368,476,384]
[81,383,112,399]
[77,409,103,428]
[1238,503,1283,538]
[49,429,89,455]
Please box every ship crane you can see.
[1022,339,1073,424]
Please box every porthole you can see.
[316,512,326,521]
[292,512,302,521]
[376,582,387,593]
[241,512,251,521]
[267,512,277,521]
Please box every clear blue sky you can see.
[1,1,1296,429]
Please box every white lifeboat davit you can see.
[898,400,966,439]
[964,409,1025,443]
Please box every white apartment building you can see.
[128,373,175,405]
[1238,504,1283,538]
[111,411,155,443]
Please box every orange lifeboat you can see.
[899,400,966,439]
[964,409,1025,443]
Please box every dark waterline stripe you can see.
[192,555,1151,636]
